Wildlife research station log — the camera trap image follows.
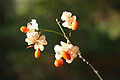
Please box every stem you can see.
[78,53,103,80]
[55,19,103,79]
[39,28,63,36]
[56,19,70,43]
[69,30,72,38]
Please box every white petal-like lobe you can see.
[54,41,80,64]
[38,35,48,45]
[61,11,77,30]
[61,11,72,21]
[66,58,73,64]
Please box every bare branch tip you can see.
[56,19,58,22]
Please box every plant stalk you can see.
[78,53,103,80]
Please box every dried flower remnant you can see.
[54,41,80,67]
[34,35,48,51]
[20,19,48,59]
[25,32,39,45]
[25,33,48,58]
[61,11,78,30]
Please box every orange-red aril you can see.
[62,51,71,60]
[71,20,78,30]
[20,26,29,32]
[34,49,41,58]
[54,59,63,67]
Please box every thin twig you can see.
[39,28,63,36]
[78,53,103,80]
[56,19,103,80]
[56,19,71,43]
[69,30,72,38]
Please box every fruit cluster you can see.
[20,11,79,67]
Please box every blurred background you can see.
[0,0,120,80]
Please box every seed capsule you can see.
[34,49,41,58]
[54,59,63,67]
[62,51,71,60]
[71,20,78,30]
[20,26,29,32]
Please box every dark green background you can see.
[0,0,120,80]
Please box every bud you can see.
[34,49,41,58]
[71,20,78,30]
[20,26,29,32]
[62,51,71,60]
[54,59,63,67]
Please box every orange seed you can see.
[71,20,78,30]
[34,49,41,59]
[54,59,64,67]
[20,26,29,32]
[62,51,71,60]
